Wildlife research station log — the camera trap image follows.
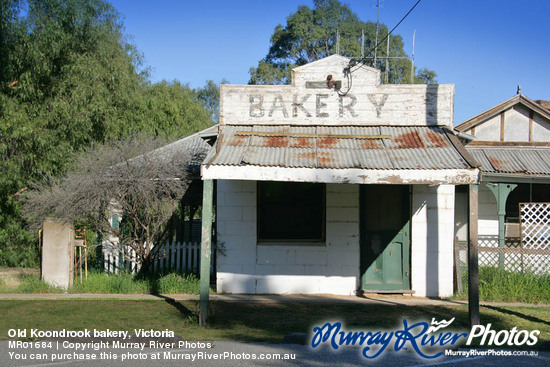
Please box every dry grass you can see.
[0,268,40,290]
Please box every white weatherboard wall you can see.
[216,180,359,295]
[463,103,550,142]
[411,185,456,297]
[478,184,498,236]
[454,184,498,242]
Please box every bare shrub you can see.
[24,134,194,271]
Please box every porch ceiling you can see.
[201,125,480,185]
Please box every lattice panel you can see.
[457,236,550,278]
[475,236,526,273]
[520,203,550,250]
[520,203,550,274]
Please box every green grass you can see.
[0,300,548,347]
[0,273,63,294]
[152,272,202,294]
[455,266,550,303]
[15,274,64,294]
[0,271,203,294]
[69,272,202,294]
[69,272,148,294]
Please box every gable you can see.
[456,94,550,143]
[291,54,380,88]
[533,113,550,142]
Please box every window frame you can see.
[256,181,326,243]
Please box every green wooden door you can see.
[360,185,410,291]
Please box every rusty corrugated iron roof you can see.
[124,125,216,179]
[467,147,550,176]
[203,125,475,170]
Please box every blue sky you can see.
[110,0,550,125]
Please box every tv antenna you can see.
[356,0,419,83]
[373,0,382,66]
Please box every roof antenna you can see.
[373,0,382,67]
[517,85,521,95]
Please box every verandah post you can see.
[468,184,480,327]
[486,183,517,268]
[199,179,214,326]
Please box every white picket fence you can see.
[103,241,214,276]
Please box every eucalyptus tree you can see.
[249,0,436,85]
[1,0,212,266]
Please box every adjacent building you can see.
[454,93,550,274]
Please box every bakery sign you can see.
[219,56,454,127]
[247,92,387,119]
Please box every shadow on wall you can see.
[426,84,440,297]
[426,186,440,297]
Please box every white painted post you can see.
[124,246,128,273]
[170,241,176,272]
[200,179,214,325]
[176,242,181,272]
[186,242,190,273]
[187,242,195,272]
[103,249,108,274]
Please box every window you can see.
[112,214,119,229]
[257,181,325,241]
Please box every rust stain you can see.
[263,136,290,148]
[295,152,316,160]
[487,157,506,170]
[425,131,447,148]
[360,139,383,149]
[317,152,332,167]
[487,156,524,172]
[290,137,315,148]
[317,137,338,148]
[393,131,425,149]
[228,135,247,146]
[487,157,502,171]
